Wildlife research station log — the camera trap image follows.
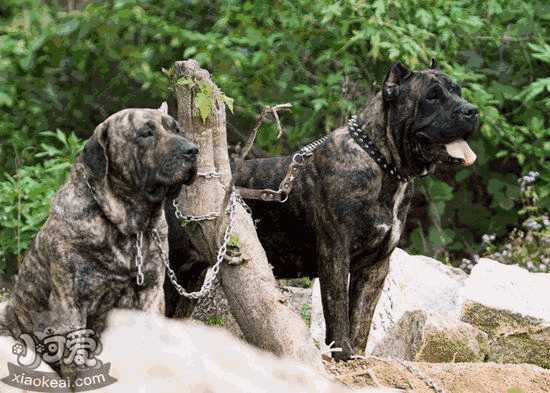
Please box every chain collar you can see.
[135,232,145,285]
[347,115,411,183]
[81,165,147,286]
[82,161,245,293]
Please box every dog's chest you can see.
[385,181,409,253]
[83,229,164,289]
[351,180,412,259]
[110,236,160,273]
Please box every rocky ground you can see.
[2,248,549,392]
[194,247,550,392]
[325,357,550,392]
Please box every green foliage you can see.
[0,130,84,273]
[1,0,548,268]
[300,304,312,326]
[477,174,549,273]
[227,234,241,248]
[206,315,225,327]
[285,277,313,289]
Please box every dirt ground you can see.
[324,357,550,393]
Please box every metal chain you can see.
[197,171,221,179]
[173,199,219,223]
[83,165,144,287]
[172,170,223,223]
[236,135,328,203]
[82,163,229,290]
[153,189,243,299]
[135,232,145,286]
[279,135,328,202]
[235,193,252,216]
[288,136,329,170]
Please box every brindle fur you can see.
[232,63,479,360]
[1,109,197,372]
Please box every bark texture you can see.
[173,60,321,367]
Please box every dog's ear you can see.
[158,101,169,115]
[83,121,109,180]
[430,58,439,70]
[383,62,412,101]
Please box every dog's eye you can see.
[425,86,443,101]
[137,127,155,139]
[449,84,462,96]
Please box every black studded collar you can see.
[347,115,411,183]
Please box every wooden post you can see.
[173,60,322,367]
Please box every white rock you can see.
[100,310,380,393]
[372,310,489,362]
[461,258,550,321]
[0,307,385,392]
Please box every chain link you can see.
[172,170,224,223]
[172,199,219,223]
[135,232,145,286]
[153,189,243,299]
[197,171,222,179]
[82,163,232,291]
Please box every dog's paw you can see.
[330,340,354,362]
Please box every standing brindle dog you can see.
[232,62,479,360]
[1,108,198,374]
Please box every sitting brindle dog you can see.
[1,109,198,375]
[232,62,479,360]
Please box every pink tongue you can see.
[445,139,477,166]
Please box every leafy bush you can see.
[0,0,548,272]
[460,172,550,273]
[0,131,83,273]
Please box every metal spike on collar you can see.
[347,115,411,183]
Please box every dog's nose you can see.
[457,104,479,118]
[184,144,199,158]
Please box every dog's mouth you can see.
[145,183,169,203]
[145,165,197,203]
[416,129,477,167]
[443,138,476,166]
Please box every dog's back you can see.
[233,155,321,279]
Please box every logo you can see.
[2,327,116,392]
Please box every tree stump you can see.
[172,60,321,367]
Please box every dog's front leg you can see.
[349,256,390,354]
[138,282,166,314]
[317,238,353,361]
[48,253,89,380]
[49,256,87,335]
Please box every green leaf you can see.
[487,178,505,194]
[195,81,214,122]
[195,92,212,122]
[176,77,193,86]
[455,169,471,182]
[428,227,454,247]
[425,179,454,202]
[58,19,80,36]
[0,92,14,107]
[223,94,234,113]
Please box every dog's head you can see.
[83,108,198,204]
[382,61,479,174]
